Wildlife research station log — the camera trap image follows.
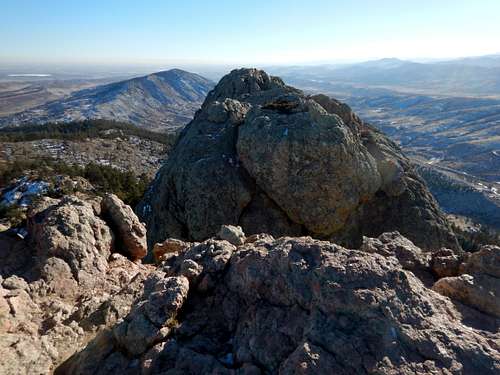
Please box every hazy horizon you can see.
[2,0,500,67]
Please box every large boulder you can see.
[237,97,381,235]
[460,245,500,278]
[28,196,113,288]
[59,233,499,374]
[139,68,458,252]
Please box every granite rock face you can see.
[0,194,152,375]
[28,196,113,288]
[139,68,458,252]
[59,232,499,374]
[1,194,497,374]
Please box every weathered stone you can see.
[433,273,500,318]
[62,235,499,374]
[152,238,191,263]
[217,224,246,245]
[28,196,112,285]
[102,193,147,260]
[139,68,459,252]
[2,275,29,290]
[432,244,500,319]
[361,231,429,271]
[245,233,275,244]
[237,98,381,235]
[431,248,463,278]
[460,245,500,278]
[0,194,154,375]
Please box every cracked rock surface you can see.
[59,234,499,374]
[1,193,498,374]
[0,194,152,375]
[139,68,458,252]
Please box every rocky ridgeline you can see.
[2,208,499,373]
[138,68,458,252]
[1,70,499,374]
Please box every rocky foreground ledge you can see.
[0,193,153,374]
[1,194,499,374]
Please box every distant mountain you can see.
[0,78,114,116]
[270,56,500,96]
[351,57,411,69]
[0,69,214,132]
[440,54,500,68]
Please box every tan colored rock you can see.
[217,224,246,245]
[152,238,191,262]
[433,273,500,318]
[102,193,147,260]
[460,245,500,278]
[38,257,79,299]
[245,233,275,244]
[62,235,499,374]
[28,195,112,285]
[0,255,154,375]
[431,248,463,278]
[0,194,154,375]
[432,244,500,319]
[2,275,29,291]
[361,231,429,271]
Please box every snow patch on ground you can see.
[1,177,49,207]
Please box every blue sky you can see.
[2,0,500,65]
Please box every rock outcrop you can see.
[0,193,151,374]
[139,68,458,252]
[1,191,498,374]
[217,224,246,245]
[153,238,191,262]
[3,69,498,375]
[59,230,499,374]
[433,245,500,318]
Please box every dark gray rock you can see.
[139,68,459,252]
